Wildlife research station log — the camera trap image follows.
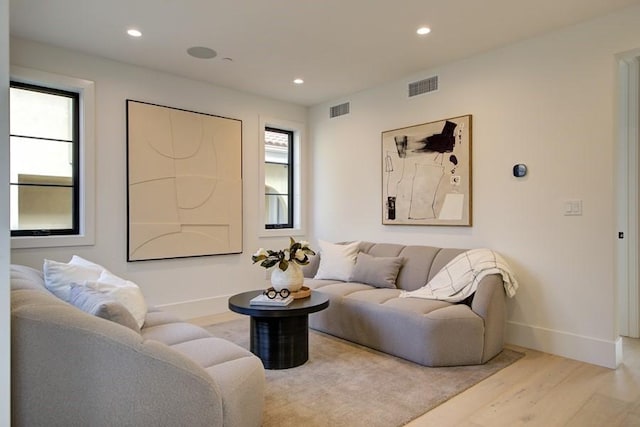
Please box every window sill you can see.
[11,233,95,249]
[258,227,305,238]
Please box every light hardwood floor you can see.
[192,314,640,427]
[409,338,640,427]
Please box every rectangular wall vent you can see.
[408,76,439,97]
[330,102,350,118]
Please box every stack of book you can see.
[249,294,293,306]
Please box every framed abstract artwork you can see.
[126,100,243,261]
[382,115,472,226]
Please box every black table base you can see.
[228,290,329,370]
[250,315,309,369]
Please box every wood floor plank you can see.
[408,338,640,427]
[408,349,564,427]
[506,364,612,426]
[620,412,640,427]
[470,357,584,426]
[564,394,632,427]
[597,364,640,403]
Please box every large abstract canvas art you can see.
[126,100,243,261]
[382,115,472,226]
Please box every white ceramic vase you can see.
[270,262,304,292]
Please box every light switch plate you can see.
[564,200,583,216]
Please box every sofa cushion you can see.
[144,308,184,328]
[142,322,212,345]
[350,252,403,288]
[314,240,359,281]
[428,248,466,282]
[389,245,440,291]
[344,288,401,304]
[303,277,344,291]
[305,281,373,298]
[378,294,451,315]
[69,284,140,332]
[344,288,452,316]
[171,337,254,369]
[365,243,405,257]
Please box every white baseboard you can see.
[506,321,623,369]
[155,295,232,320]
[616,336,624,367]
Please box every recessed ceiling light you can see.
[127,29,142,37]
[293,78,304,85]
[416,27,431,36]
[187,46,217,59]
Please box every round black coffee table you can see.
[228,290,329,369]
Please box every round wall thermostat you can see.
[513,164,527,178]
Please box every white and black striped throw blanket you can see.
[400,248,519,303]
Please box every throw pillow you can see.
[314,240,360,282]
[68,255,108,272]
[69,284,140,332]
[85,270,148,329]
[349,252,404,289]
[43,259,102,302]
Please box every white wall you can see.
[9,38,308,318]
[1,0,11,423]
[309,5,640,368]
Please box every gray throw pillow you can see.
[69,284,140,332]
[349,252,404,289]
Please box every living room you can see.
[3,1,640,426]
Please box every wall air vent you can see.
[408,76,439,97]
[330,102,350,118]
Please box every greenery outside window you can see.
[265,127,293,229]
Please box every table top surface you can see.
[228,289,330,318]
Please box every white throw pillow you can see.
[85,270,148,329]
[43,259,102,301]
[68,255,108,272]
[314,240,360,282]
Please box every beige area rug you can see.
[206,319,523,427]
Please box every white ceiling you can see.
[9,0,640,106]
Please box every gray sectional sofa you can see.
[10,264,265,427]
[303,242,508,367]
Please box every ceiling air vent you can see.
[408,76,438,97]
[330,102,350,118]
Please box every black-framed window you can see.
[9,81,80,236]
[264,127,293,229]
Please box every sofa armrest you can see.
[11,300,226,427]
[470,274,506,362]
